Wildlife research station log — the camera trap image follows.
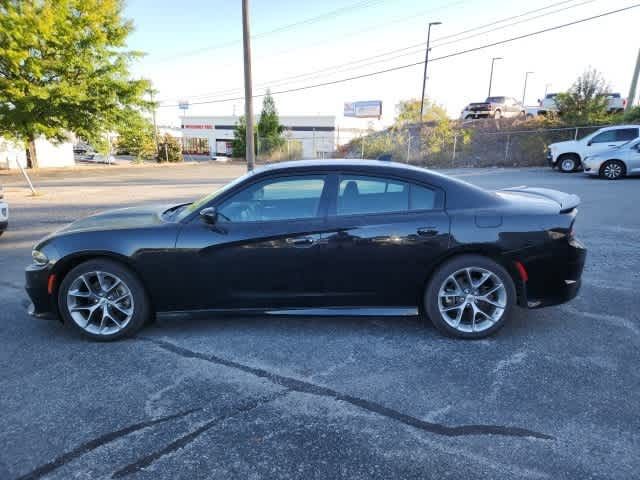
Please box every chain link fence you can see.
[343,122,608,168]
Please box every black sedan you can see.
[26,160,586,341]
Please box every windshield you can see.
[173,170,255,222]
[486,97,504,103]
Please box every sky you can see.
[123,0,639,127]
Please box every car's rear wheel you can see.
[58,259,150,341]
[424,255,516,339]
[558,154,579,173]
[600,160,625,180]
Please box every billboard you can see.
[344,100,382,118]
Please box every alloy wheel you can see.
[437,267,506,333]
[66,271,134,335]
[602,162,623,179]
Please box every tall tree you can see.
[257,90,284,154]
[555,68,610,124]
[0,0,151,167]
[395,98,448,126]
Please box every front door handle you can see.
[417,227,438,237]
[286,236,315,247]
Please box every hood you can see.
[548,139,577,150]
[55,204,172,235]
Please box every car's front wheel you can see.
[558,154,580,173]
[600,160,625,180]
[58,259,150,341]
[424,255,516,339]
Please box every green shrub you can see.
[157,134,183,162]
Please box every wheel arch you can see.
[599,158,627,177]
[419,245,524,311]
[557,151,582,163]
[51,251,151,321]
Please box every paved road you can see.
[1,164,638,479]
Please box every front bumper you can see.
[25,263,59,320]
[463,111,491,119]
[546,151,555,166]
[0,201,8,228]
[582,158,603,175]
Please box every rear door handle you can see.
[417,227,438,237]
[286,236,315,247]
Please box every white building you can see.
[0,136,74,169]
[180,115,369,159]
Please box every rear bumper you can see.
[523,238,586,308]
[25,264,59,320]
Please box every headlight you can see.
[32,250,49,265]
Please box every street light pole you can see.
[487,57,503,98]
[241,0,255,171]
[522,71,534,105]
[419,21,441,123]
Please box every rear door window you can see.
[615,128,639,142]
[336,175,438,216]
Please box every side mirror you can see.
[199,206,218,225]
[587,141,592,147]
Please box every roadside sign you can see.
[344,100,382,118]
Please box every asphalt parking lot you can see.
[0,163,638,479]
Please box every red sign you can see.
[182,124,213,130]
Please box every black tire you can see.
[558,154,580,173]
[423,255,516,339]
[58,259,150,341]
[599,160,626,180]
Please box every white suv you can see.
[547,125,640,173]
[0,185,8,237]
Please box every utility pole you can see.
[626,49,640,113]
[488,57,503,97]
[522,71,534,105]
[241,0,256,171]
[150,90,158,153]
[419,21,442,123]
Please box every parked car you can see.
[0,185,7,236]
[583,138,640,179]
[26,160,586,341]
[461,96,525,120]
[547,125,640,172]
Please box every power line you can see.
[158,4,639,108]
[160,0,596,104]
[153,0,386,63]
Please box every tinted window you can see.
[487,97,504,103]
[590,130,617,143]
[218,176,326,222]
[616,128,638,141]
[337,175,436,216]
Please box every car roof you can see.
[595,124,640,131]
[253,159,500,210]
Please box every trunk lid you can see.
[497,186,580,213]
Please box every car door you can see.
[626,141,640,174]
[319,173,450,308]
[173,174,330,311]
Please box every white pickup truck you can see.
[547,125,640,172]
[529,92,627,117]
